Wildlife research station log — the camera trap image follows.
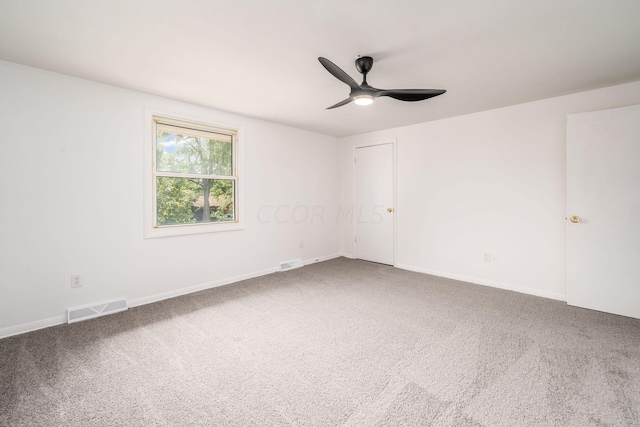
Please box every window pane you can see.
[156,177,234,226]
[156,129,232,176]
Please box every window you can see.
[146,114,241,237]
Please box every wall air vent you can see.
[67,299,128,324]
[279,258,304,272]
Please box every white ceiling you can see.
[1,1,639,137]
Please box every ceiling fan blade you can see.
[318,57,360,90]
[377,88,446,102]
[326,98,353,109]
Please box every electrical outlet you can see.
[299,240,304,248]
[483,253,491,263]
[71,274,83,288]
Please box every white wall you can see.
[0,60,340,335]
[339,81,640,300]
[3,58,640,337]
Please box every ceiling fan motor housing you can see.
[355,56,374,77]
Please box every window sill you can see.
[144,221,245,239]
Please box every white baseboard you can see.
[395,263,567,302]
[339,252,355,259]
[0,314,67,340]
[128,266,280,308]
[0,253,342,340]
[130,253,343,308]
[303,253,341,265]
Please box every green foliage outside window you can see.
[155,129,234,226]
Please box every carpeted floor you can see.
[1,257,640,426]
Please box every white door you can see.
[354,143,394,265]
[567,104,640,319]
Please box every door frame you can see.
[352,139,397,267]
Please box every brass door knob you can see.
[569,215,580,223]
[387,208,393,213]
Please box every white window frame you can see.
[144,107,244,238]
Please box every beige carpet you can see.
[1,257,640,426]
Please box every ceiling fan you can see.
[318,56,446,109]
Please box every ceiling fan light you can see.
[354,95,374,106]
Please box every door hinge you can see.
[354,236,357,243]
[354,157,357,164]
